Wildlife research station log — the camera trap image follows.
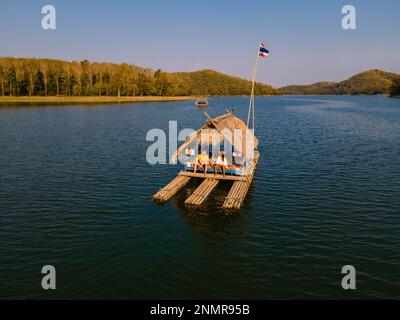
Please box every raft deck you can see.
[178,171,247,181]
[153,151,260,210]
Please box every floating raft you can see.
[153,175,191,203]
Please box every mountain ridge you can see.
[279,69,399,95]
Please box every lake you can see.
[0,96,399,299]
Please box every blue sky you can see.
[0,0,399,87]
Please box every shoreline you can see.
[0,96,194,106]
[0,94,396,107]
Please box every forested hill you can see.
[0,57,279,97]
[390,75,400,97]
[280,70,399,95]
[169,70,279,96]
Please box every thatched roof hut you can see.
[173,111,259,163]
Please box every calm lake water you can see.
[1,96,399,299]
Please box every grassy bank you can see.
[0,96,194,106]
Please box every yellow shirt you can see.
[197,154,209,164]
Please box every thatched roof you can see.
[173,112,258,161]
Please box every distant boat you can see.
[195,98,208,108]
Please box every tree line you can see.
[0,57,279,97]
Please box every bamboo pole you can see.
[247,43,260,129]
[153,175,191,202]
[185,178,219,206]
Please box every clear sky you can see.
[1,0,399,87]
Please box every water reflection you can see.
[172,179,251,242]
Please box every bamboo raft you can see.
[152,42,268,212]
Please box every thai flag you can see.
[259,42,269,58]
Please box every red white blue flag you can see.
[259,42,269,57]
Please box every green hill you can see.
[0,57,279,97]
[279,81,337,95]
[389,75,400,97]
[170,69,279,96]
[280,69,399,95]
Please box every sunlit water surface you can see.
[1,96,399,299]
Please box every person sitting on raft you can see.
[214,151,228,177]
[194,150,211,176]
[184,147,195,166]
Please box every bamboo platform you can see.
[153,151,260,210]
[178,171,247,181]
[184,178,219,207]
[222,151,260,210]
[153,175,191,202]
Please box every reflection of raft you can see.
[152,111,260,210]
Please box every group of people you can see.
[185,148,229,177]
